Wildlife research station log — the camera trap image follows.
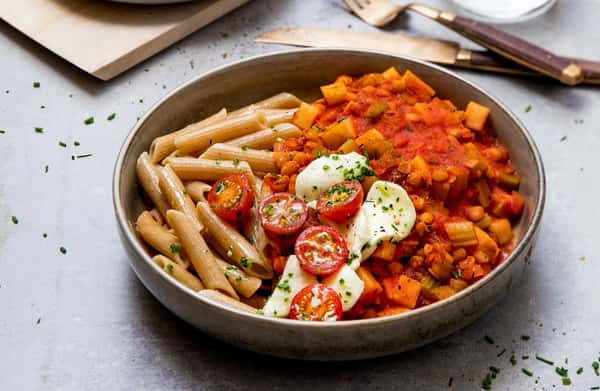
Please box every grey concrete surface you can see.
[0,1,599,390]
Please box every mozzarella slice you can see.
[323,265,364,311]
[262,256,365,317]
[295,152,369,202]
[345,180,416,269]
[262,255,316,318]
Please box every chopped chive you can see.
[33,81,40,88]
[525,104,532,113]
[241,145,249,151]
[58,141,67,147]
[562,378,572,386]
[484,335,495,345]
[510,354,517,366]
[74,141,80,146]
[233,158,240,166]
[577,368,584,375]
[11,215,18,224]
[59,246,67,254]
[84,117,94,125]
[44,165,49,173]
[591,387,599,390]
[592,361,599,376]
[107,113,116,121]
[535,355,554,366]
[35,127,44,133]
[170,243,180,253]
[521,368,533,377]
[556,367,569,377]
[0,129,5,134]
[497,348,506,357]
[166,263,174,274]
[76,154,93,159]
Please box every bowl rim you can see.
[113,48,546,329]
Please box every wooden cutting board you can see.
[0,0,250,80]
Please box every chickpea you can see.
[420,212,434,224]
[452,248,467,261]
[465,206,485,222]
[432,168,449,182]
[410,195,426,211]
[281,160,300,176]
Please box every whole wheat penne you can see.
[227,123,301,150]
[184,181,211,203]
[215,257,262,298]
[153,255,203,291]
[149,108,227,163]
[228,92,303,118]
[196,202,273,279]
[197,289,257,313]
[149,208,165,225]
[240,294,268,309]
[136,211,189,269]
[260,108,297,127]
[165,157,258,190]
[199,143,276,173]
[166,210,238,299]
[136,152,170,216]
[174,112,266,156]
[157,165,204,232]
[242,205,270,263]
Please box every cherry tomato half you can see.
[207,174,254,222]
[289,284,343,321]
[317,181,364,221]
[258,193,308,236]
[295,225,348,276]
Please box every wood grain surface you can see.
[0,0,249,80]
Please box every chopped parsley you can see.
[33,81,40,88]
[215,182,225,194]
[233,158,240,166]
[339,278,345,285]
[59,246,67,254]
[35,127,43,133]
[592,361,599,376]
[577,367,584,375]
[107,113,116,121]
[525,104,532,113]
[84,117,94,125]
[166,264,174,274]
[241,145,249,151]
[74,141,80,146]
[277,279,291,293]
[170,243,180,253]
[58,141,67,147]
[11,215,18,224]
[556,367,569,377]
[240,256,249,268]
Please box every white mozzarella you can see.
[323,265,364,311]
[295,152,369,202]
[262,255,316,317]
[345,180,416,269]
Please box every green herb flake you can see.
[35,127,43,133]
[241,145,249,151]
[577,368,584,375]
[525,104,532,113]
[74,141,80,146]
[591,387,600,390]
[535,355,554,366]
[240,256,249,268]
[277,279,291,293]
[484,335,495,345]
[521,335,530,341]
[44,165,49,173]
[42,233,47,238]
[233,158,240,166]
[58,141,67,148]
[592,361,599,376]
[481,372,492,390]
[36,317,41,324]
[76,154,93,159]
[323,165,330,171]
[33,81,41,88]
[84,117,95,125]
[107,113,116,121]
[521,368,533,377]
[170,243,180,253]
[556,367,569,377]
[510,354,517,366]
[0,129,5,134]
[11,215,18,224]
[166,264,174,274]
[59,246,67,254]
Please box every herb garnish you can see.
[107,113,116,121]
[58,141,67,147]
[35,127,43,133]
[525,104,532,113]
[33,82,40,88]
[535,355,554,366]
[59,246,67,254]
[84,117,94,125]
[240,256,249,268]
[11,216,18,224]
[170,243,180,253]
[521,368,533,377]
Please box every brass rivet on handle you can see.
[561,63,584,86]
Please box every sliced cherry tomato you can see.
[289,284,343,321]
[295,225,348,276]
[258,193,308,236]
[317,181,364,221]
[207,174,254,222]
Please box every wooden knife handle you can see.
[566,58,600,82]
[444,15,583,85]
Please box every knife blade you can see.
[255,28,600,84]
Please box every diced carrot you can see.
[382,275,422,309]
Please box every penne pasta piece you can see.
[197,289,257,313]
[165,157,258,190]
[149,108,227,163]
[240,294,268,309]
[153,255,203,291]
[149,208,165,225]
[260,108,297,127]
[242,203,270,262]
[157,165,204,233]
[227,122,301,150]
[196,202,273,279]
[199,143,276,174]
[136,211,190,269]
[215,257,262,298]
[166,210,238,299]
[174,112,266,156]
[228,92,303,118]
[184,181,211,203]
[136,152,170,216]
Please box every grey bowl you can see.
[113,49,545,360]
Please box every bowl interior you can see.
[115,49,543,321]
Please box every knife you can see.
[255,28,600,84]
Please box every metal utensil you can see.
[344,0,583,86]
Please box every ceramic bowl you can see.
[113,49,545,360]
